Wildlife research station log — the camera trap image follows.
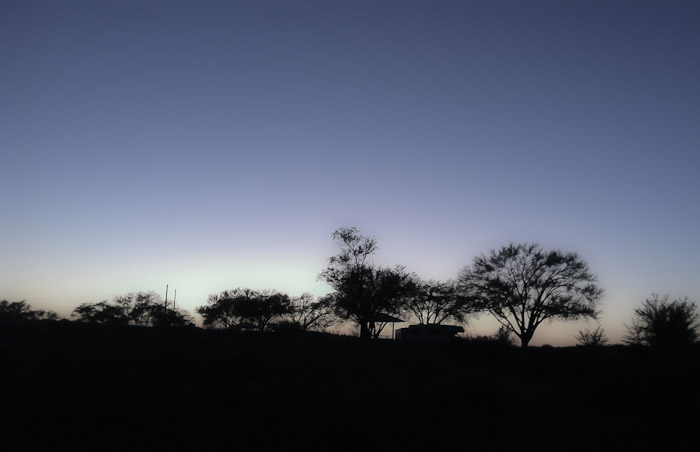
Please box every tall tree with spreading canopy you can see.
[319,227,415,339]
[196,288,291,331]
[458,243,603,348]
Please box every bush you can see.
[493,325,515,346]
[624,294,699,348]
[575,326,609,346]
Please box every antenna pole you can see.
[173,289,177,311]
[165,284,169,311]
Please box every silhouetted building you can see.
[375,313,405,339]
[395,324,464,343]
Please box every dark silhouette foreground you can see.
[3,320,699,451]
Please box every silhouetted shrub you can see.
[624,294,699,348]
[463,331,516,349]
[576,326,609,346]
[494,325,515,346]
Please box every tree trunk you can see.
[359,321,371,340]
[520,330,534,348]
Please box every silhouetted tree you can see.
[458,243,603,348]
[402,279,476,325]
[196,289,249,329]
[319,227,416,339]
[239,289,291,331]
[71,292,193,327]
[624,294,699,348]
[72,300,128,324]
[123,291,193,327]
[286,293,336,331]
[153,306,196,328]
[196,288,291,331]
[575,326,609,346]
[122,292,158,326]
[0,300,58,321]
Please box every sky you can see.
[2,0,699,345]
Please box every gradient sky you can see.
[2,0,699,345]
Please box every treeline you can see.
[72,291,194,327]
[3,227,699,349]
[0,300,59,322]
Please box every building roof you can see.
[374,313,405,323]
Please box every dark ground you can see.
[2,320,699,451]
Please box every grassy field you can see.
[2,320,699,451]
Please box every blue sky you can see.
[2,0,699,344]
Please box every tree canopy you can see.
[72,292,193,327]
[401,279,476,325]
[286,293,336,332]
[458,242,603,348]
[0,300,58,322]
[319,227,416,339]
[196,288,291,331]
